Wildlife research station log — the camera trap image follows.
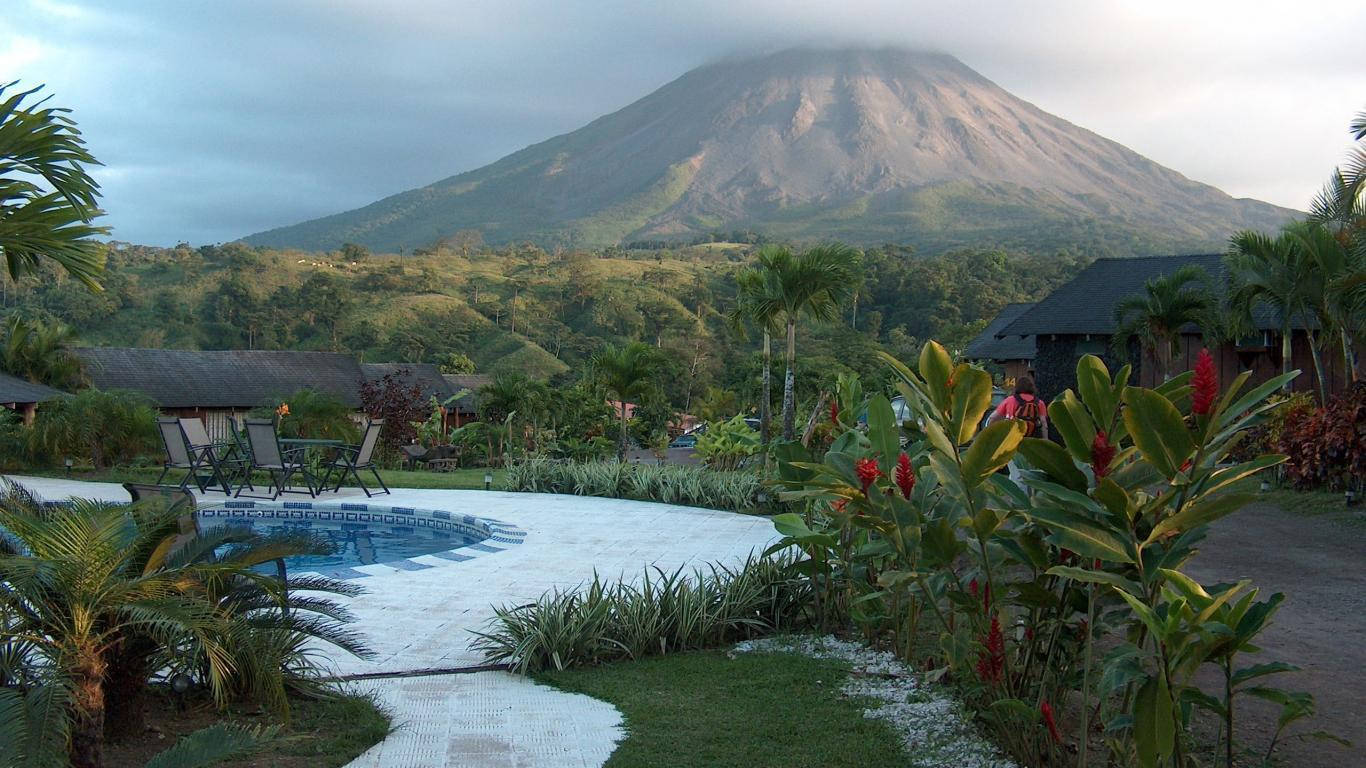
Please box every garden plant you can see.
[765,342,1336,767]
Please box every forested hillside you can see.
[7,239,1086,410]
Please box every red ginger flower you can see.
[1091,430,1116,479]
[830,399,840,425]
[894,451,916,499]
[1191,347,1218,416]
[855,457,882,494]
[976,614,1005,684]
[1040,700,1062,744]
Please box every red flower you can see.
[1191,348,1218,416]
[1090,430,1116,479]
[975,614,1005,684]
[831,498,848,514]
[894,451,916,499]
[855,457,882,494]
[1179,457,1193,474]
[830,399,840,425]
[1041,700,1062,744]
[968,578,979,599]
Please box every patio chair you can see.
[179,417,248,495]
[321,418,390,497]
[236,418,317,500]
[155,417,210,492]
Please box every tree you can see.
[0,82,108,290]
[1111,263,1212,381]
[591,341,662,461]
[339,242,370,262]
[1227,230,1317,394]
[437,351,475,374]
[1309,108,1366,383]
[0,312,86,389]
[737,244,861,440]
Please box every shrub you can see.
[249,388,359,442]
[27,388,158,468]
[504,457,767,512]
[1275,383,1366,489]
[693,415,760,470]
[358,369,426,463]
[472,552,809,673]
[767,343,1325,766]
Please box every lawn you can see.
[106,689,389,768]
[1263,486,1364,528]
[536,650,909,768]
[15,464,507,491]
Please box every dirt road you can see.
[1184,501,1364,767]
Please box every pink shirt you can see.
[993,393,1046,422]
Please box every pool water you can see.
[196,512,489,572]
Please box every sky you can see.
[4,0,1363,246]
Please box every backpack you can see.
[1010,395,1042,438]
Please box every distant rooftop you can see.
[75,348,366,408]
[0,372,65,405]
[999,254,1284,338]
[964,303,1036,361]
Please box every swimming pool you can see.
[196,500,522,578]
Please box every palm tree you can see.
[591,341,662,461]
[738,244,860,440]
[1,312,86,389]
[1227,230,1311,393]
[0,82,108,290]
[479,372,547,457]
[1111,264,1213,382]
[1282,220,1365,397]
[730,268,780,446]
[1309,108,1366,383]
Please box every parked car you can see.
[669,433,698,449]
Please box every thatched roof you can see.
[964,303,1035,361]
[0,372,65,405]
[442,374,491,413]
[362,363,463,405]
[74,348,366,408]
[1000,254,1285,338]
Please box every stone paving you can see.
[4,475,780,767]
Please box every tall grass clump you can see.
[471,552,808,673]
[504,457,767,512]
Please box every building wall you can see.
[1037,332,1358,403]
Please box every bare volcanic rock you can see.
[246,48,1294,254]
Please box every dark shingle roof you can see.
[442,374,491,413]
[361,363,461,404]
[0,372,65,405]
[964,303,1036,361]
[74,348,366,408]
[1000,254,1284,337]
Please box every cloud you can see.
[7,0,1363,245]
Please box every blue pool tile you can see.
[467,543,504,553]
[431,551,475,562]
[386,559,433,571]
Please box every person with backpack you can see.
[988,376,1048,438]
[987,377,1048,482]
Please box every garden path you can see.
[3,475,779,768]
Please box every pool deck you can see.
[3,475,781,768]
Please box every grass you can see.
[1262,485,1365,529]
[106,689,390,768]
[11,464,508,491]
[536,649,909,768]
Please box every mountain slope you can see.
[246,48,1295,254]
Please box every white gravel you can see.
[731,635,1017,768]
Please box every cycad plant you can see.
[0,312,86,390]
[1111,264,1212,381]
[0,82,108,290]
[0,484,369,768]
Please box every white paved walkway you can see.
[4,475,780,767]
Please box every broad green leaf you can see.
[919,341,954,412]
[949,365,992,445]
[1145,493,1255,546]
[1076,355,1117,425]
[1232,662,1299,687]
[921,418,957,461]
[959,419,1024,488]
[1045,565,1141,596]
[1016,436,1088,491]
[1133,676,1174,768]
[1200,455,1285,497]
[1025,506,1134,563]
[866,394,899,475]
[1218,371,1300,430]
[1123,387,1194,479]
[971,506,1003,540]
[1051,390,1097,463]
